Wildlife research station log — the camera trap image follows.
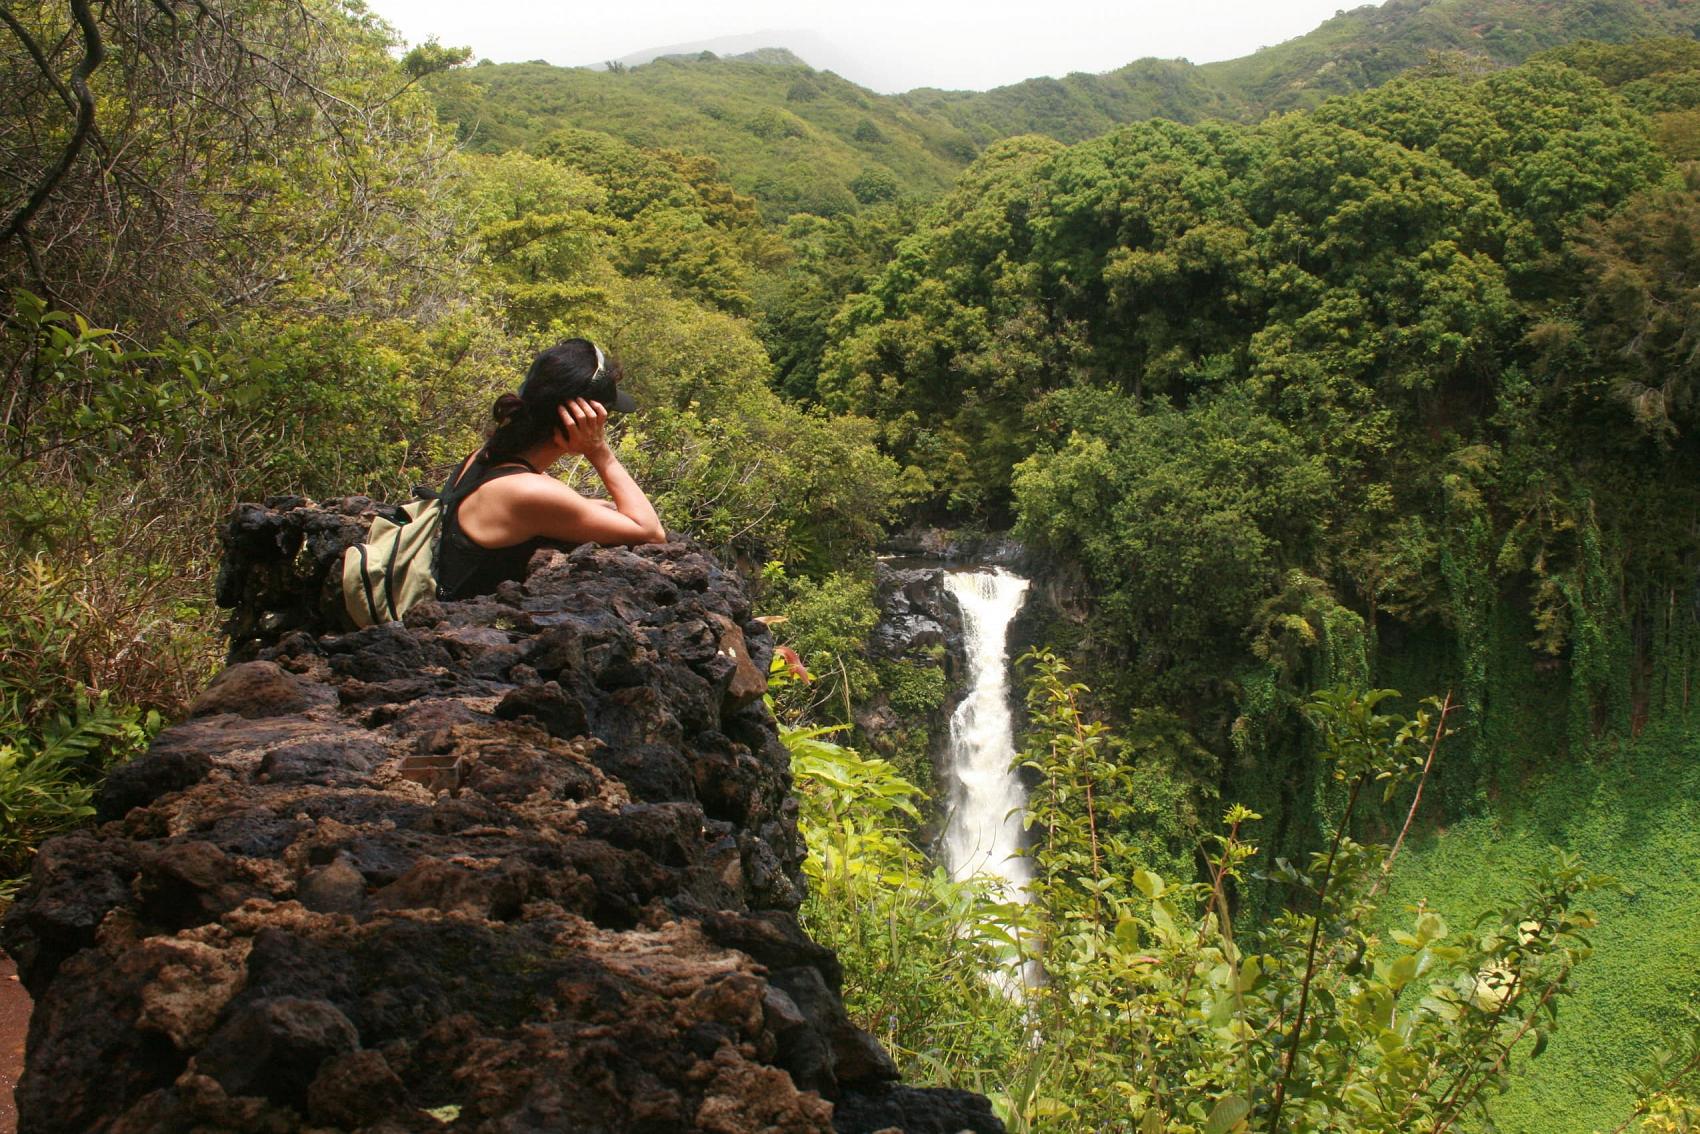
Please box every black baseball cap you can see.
[585,342,637,413]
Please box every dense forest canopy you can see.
[818,48,1698,702]
[3,0,1700,1130]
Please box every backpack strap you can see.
[442,451,540,502]
[381,518,406,622]
[357,542,382,627]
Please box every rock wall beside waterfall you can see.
[1,497,1004,1134]
[877,529,1025,567]
[1006,555,1093,746]
[867,566,965,666]
[851,566,968,788]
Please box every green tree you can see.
[1014,388,1334,712]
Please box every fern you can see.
[0,692,154,895]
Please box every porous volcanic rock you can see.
[876,529,1024,568]
[2,500,1004,1134]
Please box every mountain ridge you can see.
[592,29,875,85]
[426,0,1700,217]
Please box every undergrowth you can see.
[1378,718,1700,1133]
[0,554,214,898]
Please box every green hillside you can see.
[896,57,1247,145]
[427,55,976,220]
[903,0,1700,143]
[1202,0,1700,111]
[428,0,1700,220]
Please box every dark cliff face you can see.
[856,565,967,809]
[2,500,1003,1134]
[867,565,966,672]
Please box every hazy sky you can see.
[366,0,1383,94]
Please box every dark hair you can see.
[484,338,624,462]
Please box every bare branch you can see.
[0,9,76,115]
[15,227,52,304]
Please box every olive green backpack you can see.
[340,496,443,628]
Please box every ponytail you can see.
[485,393,548,462]
[491,393,525,426]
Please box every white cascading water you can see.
[941,569,1033,905]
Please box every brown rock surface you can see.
[2,500,1002,1134]
[0,958,26,1134]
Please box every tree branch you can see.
[1267,772,1367,1134]
[1367,691,1453,902]
[1,0,105,247]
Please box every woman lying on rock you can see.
[436,338,666,601]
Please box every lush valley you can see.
[786,38,1700,1128]
[4,0,1700,1130]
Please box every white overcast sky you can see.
[366,0,1384,94]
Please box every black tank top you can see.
[435,453,571,602]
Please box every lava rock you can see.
[95,749,213,822]
[188,660,335,719]
[867,566,965,665]
[1,501,1003,1134]
[833,1083,1007,1134]
[877,527,1026,567]
[855,565,972,781]
[197,996,360,1109]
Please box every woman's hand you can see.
[557,398,611,461]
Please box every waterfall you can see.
[941,568,1032,903]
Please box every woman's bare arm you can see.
[455,399,665,548]
[535,398,664,544]
[513,476,665,545]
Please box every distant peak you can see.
[728,47,810,67]
[647,46,810,69]
[600,31,819,73]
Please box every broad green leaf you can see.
[1203,1095,1250,1134]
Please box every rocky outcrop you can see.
[850,566,967,783]
[215,496,390,655]
[867,566,965,666]
[1006,554,1091,683]
[2,499,1003,1134]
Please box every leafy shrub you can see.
[748,107,806,141]
[1003,655,1614,1133]
[0,557,202,733]
[0,695,151,899]
[879,659,951,717]
[780,707,1029,1084]
[762,568,881,721]
[0,558,176,896]
[849,168,901,205]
